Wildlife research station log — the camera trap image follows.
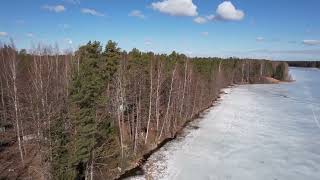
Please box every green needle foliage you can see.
[274,62,287,80]
[51,105,70,179]
[68,40,120,179]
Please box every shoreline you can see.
[124,68,320,180]
[115,77,291,179]
[115,86,234,179]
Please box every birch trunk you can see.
[90,151,94,180]
[159,64,176,140]
[145,59,153,144]
[116,75,124,159]
[179,60,188,119]
[0,79,6,124]
[191,78,198,118]
[260,62,264,80]
[9,48,25,165]
[134,87,141,154]
[155,60,162,133]
[241,62,245,83]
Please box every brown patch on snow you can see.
[261,76,281,84]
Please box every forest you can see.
[0,40,288,180]
[287,61,320,68]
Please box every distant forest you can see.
[0,40,288,179]
[287,61,320,68]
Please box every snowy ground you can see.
[128,68,320,180]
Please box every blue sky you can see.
[0,0,320,60]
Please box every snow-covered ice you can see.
[128,68,320,180]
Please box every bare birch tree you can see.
[145,58,153,144]
[159,64,176,140]
[4,44,25,165]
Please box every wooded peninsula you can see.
[286,61,320,68]
[0,41,288,179]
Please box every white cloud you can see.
[129,10,145,19]
[26,33,34,38]
[42,5,66,13]
[216,1,244,21]
[151,0,198,16]
[63,0,80,4]
[201,32,209,36]
[256,37,264,42]
[65,38,73,44]
[206,14,215,20]
[193,17,207,24]
[144,39,152,46]
[302,40,320,46]
[81,8,104,17]
[0,32,8,37]
[250,49,320,55]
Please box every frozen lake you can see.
[129,68,320,180]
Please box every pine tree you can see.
[69,40,121,179]
[70,41,104,179]
[51,105,69,179]
[274,63,286,80]
[102,40,121,81]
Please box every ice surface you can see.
[128,68,320,180]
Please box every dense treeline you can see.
[0,41,288,179]
[287,61,320,68]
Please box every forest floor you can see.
[0,128,42,179]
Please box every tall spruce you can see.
[103,40,120,81]
[51,104,69,179]
[69,40,120,179]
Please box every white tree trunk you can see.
[134,87,141,154]
[155,60,162,133]
[179,60,188,118]
[241,63,244,83]
[116,74,124,159]
[90,151,94,180]
[191,79,198,118]
[145,59,153,144]
[0,79,6,124]
[260,62,264,80]
[159,65,176,140]
[10,49,25,166]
